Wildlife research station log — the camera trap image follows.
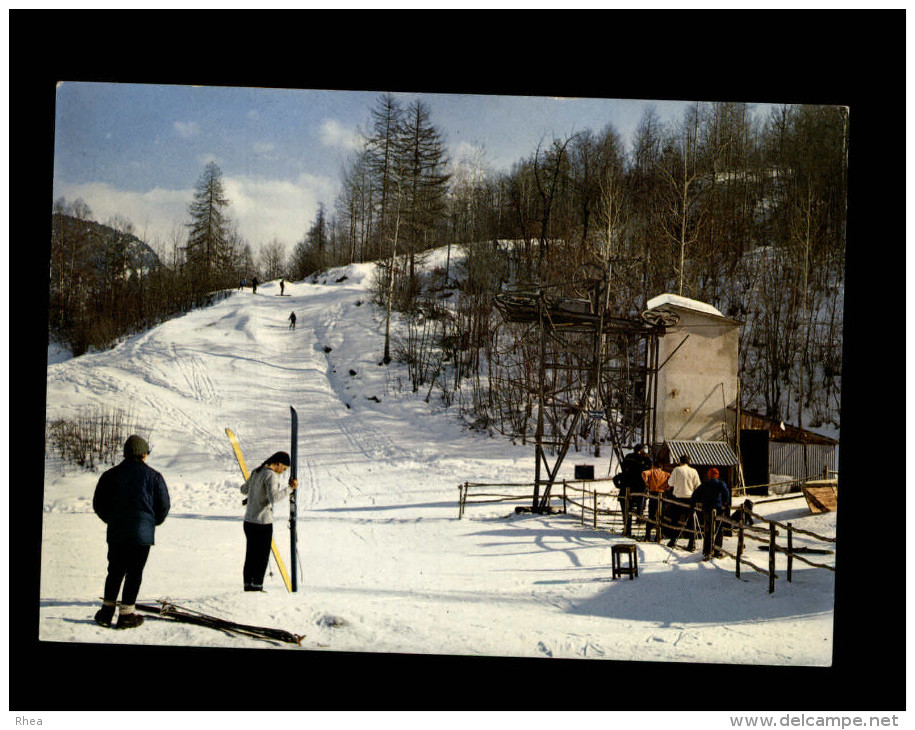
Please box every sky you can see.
[51,82,775,257]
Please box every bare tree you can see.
[659,102,705,296]
[259,239,287,281]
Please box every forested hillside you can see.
[49,210,172,356]
[323,98,846,435]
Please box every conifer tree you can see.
[185,162,231,291]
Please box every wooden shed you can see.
[733,407,839,494]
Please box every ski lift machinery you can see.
[494,265,679,513]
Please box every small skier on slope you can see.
[289,311,297,329]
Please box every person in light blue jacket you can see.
[240,451,298,591]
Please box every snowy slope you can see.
[40,254,836,665]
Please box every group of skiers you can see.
[238,277,290,296]
[92,435,297,629]
[614,444,735,560]
[238,276,297,329]
[239,277,260,294]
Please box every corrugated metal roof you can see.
[665,440,739,466]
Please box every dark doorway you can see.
[740,429,769,495]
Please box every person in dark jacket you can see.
[92,435,170,628]
[615,444,652,525]
[690,468,730,560]
[731,498,754,525]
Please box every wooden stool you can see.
[611,544,639,580]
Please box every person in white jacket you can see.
[240,451,298,591]
[666,454,701,549]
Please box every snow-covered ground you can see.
[40,252,837,669]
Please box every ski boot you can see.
[115,606,145,629]
[94,602,116,628]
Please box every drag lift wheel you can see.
[641,308,680,328]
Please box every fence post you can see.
[458,483,464,519]
[787,522,793,583]
[593,488,598,530]
[562,480,567,514]
[623,491,631,537]
[580,487,585,526]
[768,522,777,594]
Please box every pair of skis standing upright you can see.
[226,406,299,593]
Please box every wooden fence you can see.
[458,479,836,594]
[457,479,580,518]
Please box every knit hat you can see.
[123,435,150,457]
[708,467,719,479]
[266,451,291,467]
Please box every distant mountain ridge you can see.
[51,213,163,273]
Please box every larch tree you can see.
[185,162,232,291]
[399,98,450,297]
[366,94,405,256]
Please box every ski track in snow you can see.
[41,257,837,666]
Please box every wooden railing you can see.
[458,478,836,594]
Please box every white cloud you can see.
[54,171,337,257]
[54,181,191,251]
[252,141,276,156]
[319,118,362,152]
[173,120,200,139]
[222,173,337,247]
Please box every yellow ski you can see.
[226,427,292,593]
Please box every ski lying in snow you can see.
[757,545,835,555]
[226,427,293,593]
[136,600,304,645]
